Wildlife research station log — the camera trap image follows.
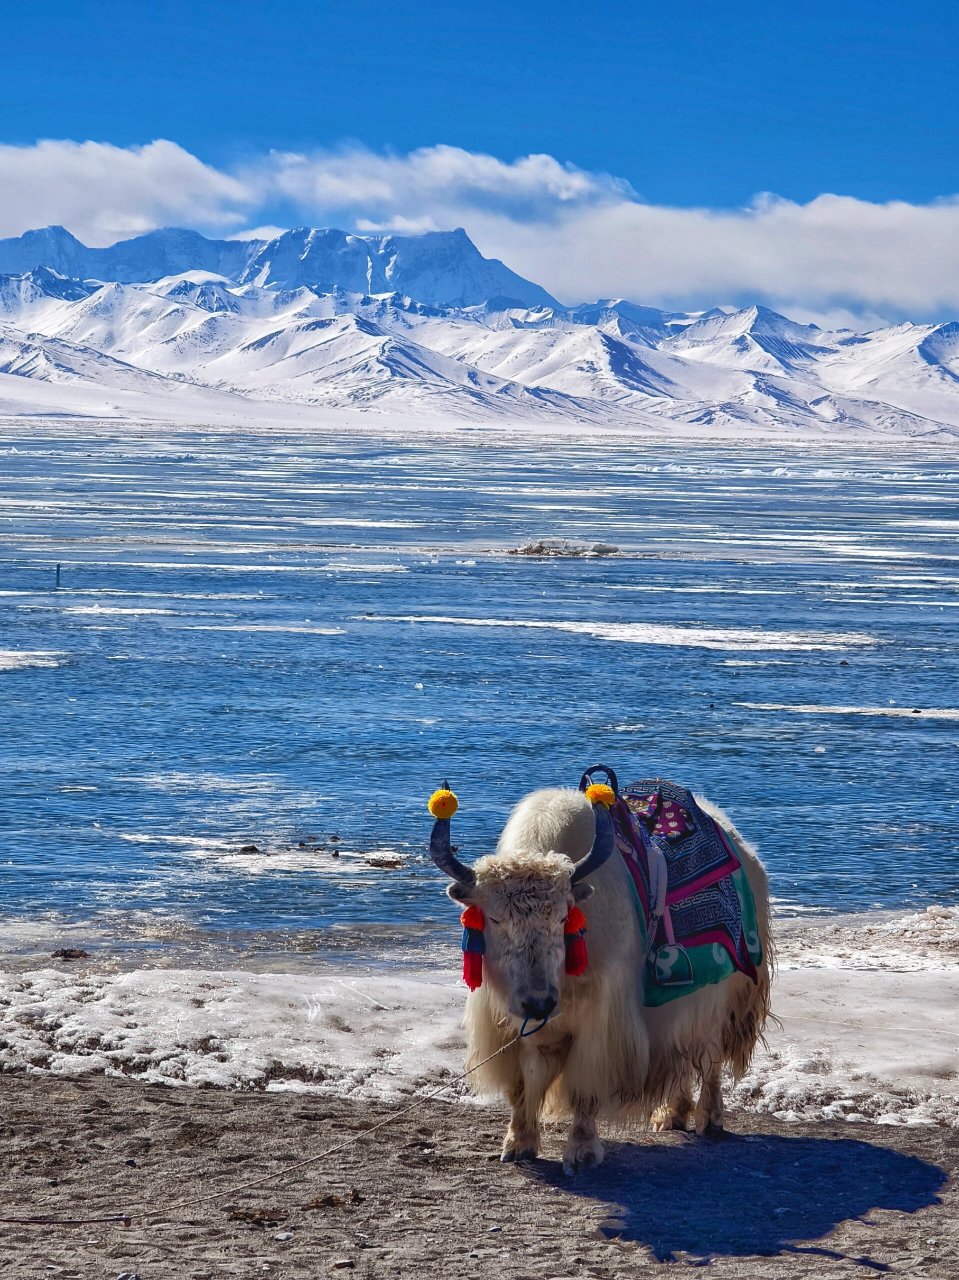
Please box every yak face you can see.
[449,850,591,1024]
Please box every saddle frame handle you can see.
[578,763,619,795]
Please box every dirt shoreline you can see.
[1,1073,956,1278]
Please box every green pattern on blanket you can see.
[624,865,762,1007]
[648,868,762,1006]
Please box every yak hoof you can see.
[562,1137,604,1177]
[651,1107,689,1133]
[501,1137,539,1163]
[695,1119,725,1139]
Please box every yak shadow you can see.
[522,1131,946,1265]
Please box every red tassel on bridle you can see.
[459,903,589,989]
[564,905,589,976]
[460,905,486,990]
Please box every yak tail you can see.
[717,803,777,1078]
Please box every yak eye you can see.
[487,915,502,926]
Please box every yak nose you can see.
[521,993,557,1021]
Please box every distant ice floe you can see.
[361,615,879,652]
[182,837,403,876]
[720,658,794,666]
[184,623,345,635]
[25,588,268,601]
[606,585,790,596]
[0,649,64,671]
[115,826,396,877]
[738,701,959,720]
[56,604,180,616]
[118,833,237,858]
[134,771,280,793]
[319,561,409,574]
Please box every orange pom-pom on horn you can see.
[428,788,458,820]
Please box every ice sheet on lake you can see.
[184,623,346,634]
[364,615,880,652]
[3,428,958,929]
[738,701,959,720]
[0,649,64,671]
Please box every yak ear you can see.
[572,882,595,903]
[446,880,475,905]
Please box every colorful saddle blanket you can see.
[611,779,763,1007]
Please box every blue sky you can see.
[4,0,956,207]
[1,1,958,320]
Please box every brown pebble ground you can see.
[0,1073,956,1278]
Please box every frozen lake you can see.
[2,425,958,956]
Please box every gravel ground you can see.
[0,1073,956,1279]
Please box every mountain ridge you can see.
[0,224,559,310]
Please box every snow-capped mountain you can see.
[0,225,557,309]
[0,224,957,438]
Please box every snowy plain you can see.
[2,907,958,1129]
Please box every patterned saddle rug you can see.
[610,778,763,1007]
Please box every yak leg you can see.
[501,1041,566,1163]
[559,1031,606,1175]
[501,1076,540,1162]
[562,1095,603,1176]
[694,1059,725,1136]
[651,1074,694,1132]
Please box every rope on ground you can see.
[0,1032,524,1229]
[0,1213,132,1228]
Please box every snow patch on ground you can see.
[777,905,959,971]
[0,968,468,1097]
[732,964,959,1128]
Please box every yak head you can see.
[428,785,615,1026]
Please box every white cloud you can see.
[482,193,959,317]
[248,143,623,221]
[0,139,252,245]
[2,138,959,322]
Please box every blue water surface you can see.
[1,429,957,951]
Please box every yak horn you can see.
[571,784,617,885]
[428,781,475,885]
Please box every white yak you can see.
[428,781,772,1174]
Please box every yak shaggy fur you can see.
[455,787,772,1170]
